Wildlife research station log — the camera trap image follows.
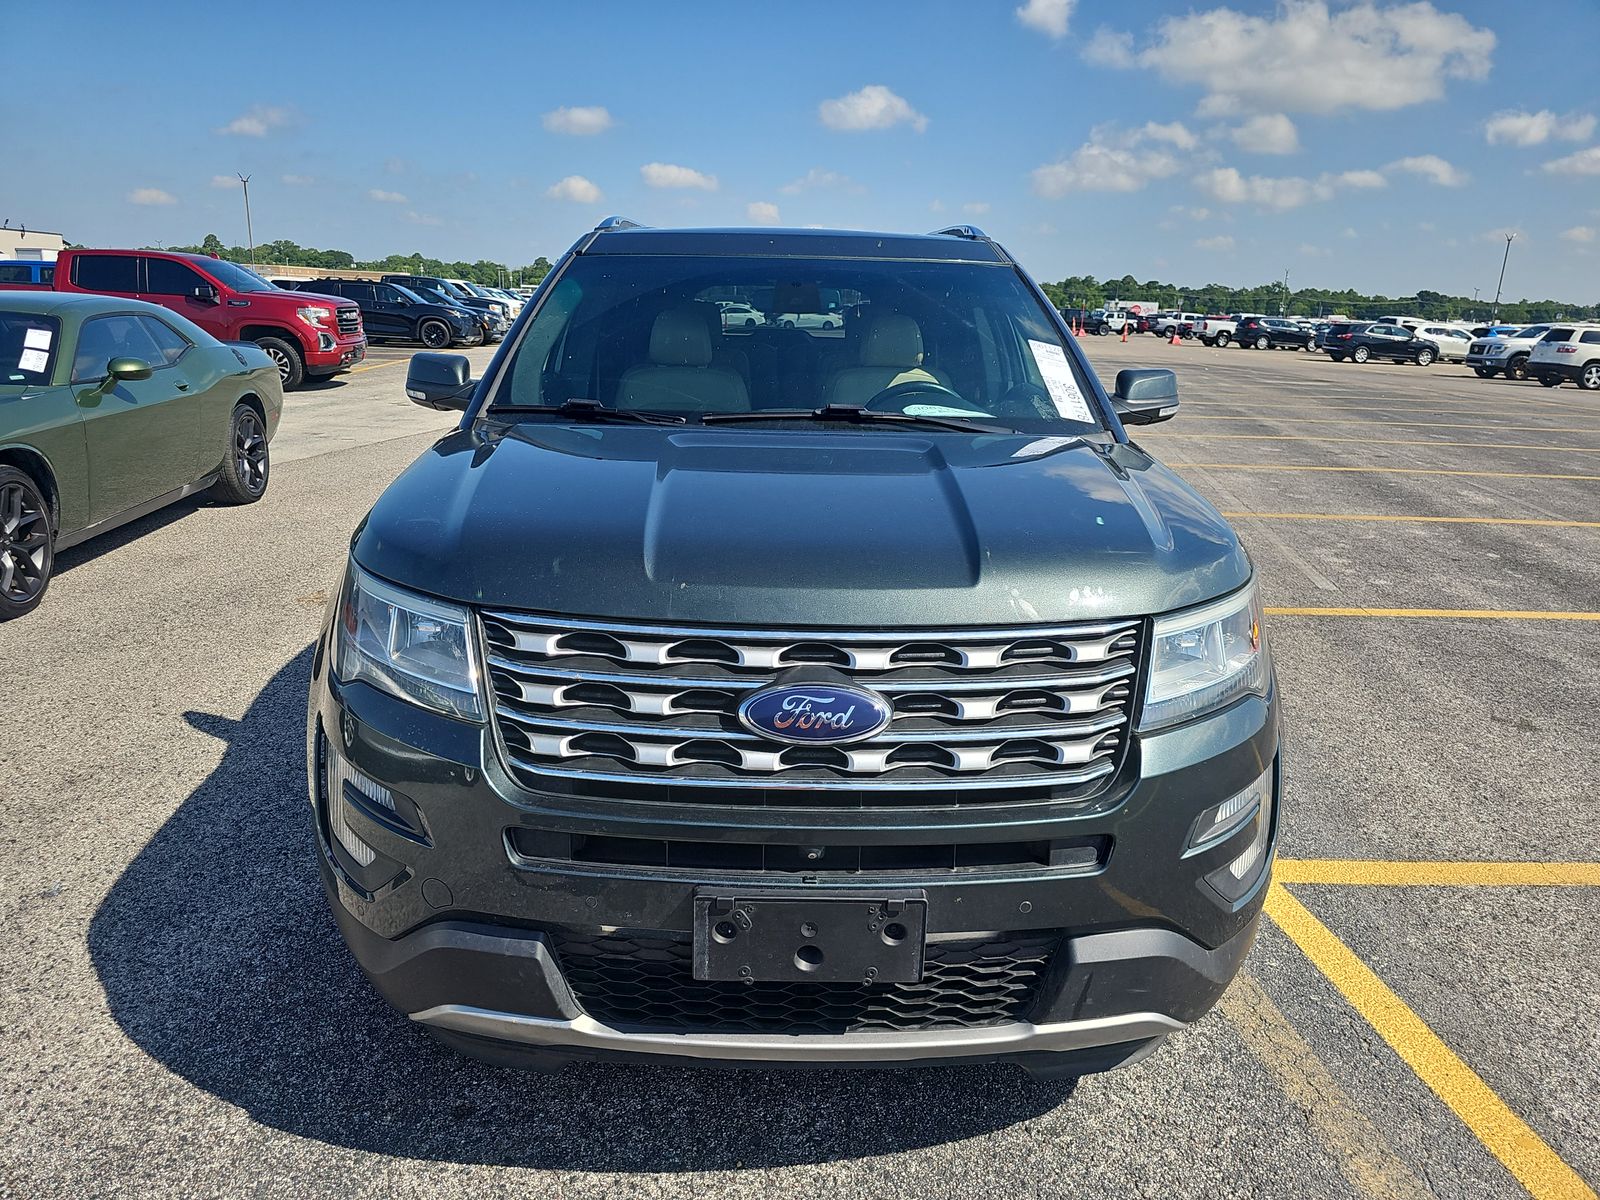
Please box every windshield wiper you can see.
[488,399,687,425]
[701,403,1011,434]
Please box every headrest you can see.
[649,306,713,366]
[860,314,924,367]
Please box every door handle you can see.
[175,382,190,390]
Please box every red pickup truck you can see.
[51,249,365,389]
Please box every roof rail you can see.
[594,215,647,232]
[929,224,990,241]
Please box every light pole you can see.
[1282,268,1290,316]
[1490,233,1514,322]
[237,173,255,265]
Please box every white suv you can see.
[1464,324,1553,381]
[1528,325,1600,390]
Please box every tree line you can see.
[1038,274,1597,325]
[155,234,553,288]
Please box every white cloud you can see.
[1194,167,1318,210]
[542,105,614,136]
[819,85,928,133]
[963,201,991,214]
[368,189,408,203]
[1485,109,1596,147]
[747,201,781,225]
[215,104,291,137]
[1195,235,1236,251]
[1542,146,1600,176]
[209,175,240,189]
[1016,0,1075,38]
[780,167,854,194]
[1388,154,1468,186]
[280,173,314,186]
[1082,26,1135,67]
[640,162,718,190]
[1101,1,1494,116]
[546,175,603,203]
[1230,113,1299,155]
[1560,226,1596,244]
[1327,169,1387,189]
[402,211,441,226]
[127,187,176,206]
[1031,122,1195,196]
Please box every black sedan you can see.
[1236,317,1312,350]
[1325,322,1437,366]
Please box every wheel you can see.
[0,466,53,621]
[1538,375,1561,388]
[1255,335,1270,350]
[211,404,271,505]
[1474,367,1497,379]
[1581,363,1600,391]
[1506,354,1529,382]
[1352,346,1370,363]
[780,319,794,329]
[255,336,305,390]
[419,319,451,350]
[1415,348,1434,367]
[822,320,838,330]
[1215,332,1231,348]
[743,318,756,328]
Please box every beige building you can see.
[0,227,67,261]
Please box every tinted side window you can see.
[71,314,165,382]
[73,255,140,293]
[1581,332,1600,345]
[1545,328,1575,342]
[140,316,192,366]
[344,283,377,304]
[0,265,32,283]
[41,266,55,285]
[144,257,207,296]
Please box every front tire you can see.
[256,336,305,391]
[211,404,271,506]
[419,319,451,350]
[1352,346,1370,363]
[0,466,53,621]
[1215,332,1231,348]
[1255,335,1270,350]
[1416,348,1434,367]
[1506,354,1530,382]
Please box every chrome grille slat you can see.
[482,611,1141,799]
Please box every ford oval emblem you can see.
[737,683,893,746]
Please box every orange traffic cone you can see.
[1121,324,1129,343]
[1169,327,1181,346]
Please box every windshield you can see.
[0,313,61,386]
[391,284,427,304]
[489,255,1105,433]
[196,258,278,293]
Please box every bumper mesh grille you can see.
[552,930,1057,1034]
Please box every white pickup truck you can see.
[1194,314,1267,348]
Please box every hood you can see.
[352,425,1251,626]
[279,289,356,309]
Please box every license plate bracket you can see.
[693,890,927,984]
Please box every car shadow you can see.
[88,647,1076,1171]
[52,498,203,577]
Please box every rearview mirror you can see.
[1111,368,1179,426]
[106,356,154,382]
[190,284,219,304]
[406,352,475,411]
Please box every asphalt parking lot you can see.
[2,336,1596,1199]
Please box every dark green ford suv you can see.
[306,220,1282,1079]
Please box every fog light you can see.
[324,740,395,869]
[1203,767,1276,903]
[1186,763,1272,853]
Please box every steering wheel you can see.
[862,378,976,413]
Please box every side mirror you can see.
[190,284,220,304]
[1111,368,1179,426]
[107,356,154,382]
[406,352,475,411]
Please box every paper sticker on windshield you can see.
[904,403,988,418]
[17,348,48,373]
[23,328,52,350]
[1027,340,1093,423]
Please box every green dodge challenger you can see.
[0,292,282,620]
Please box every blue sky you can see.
[5,0,1597,299]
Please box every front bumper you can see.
[1465,352,1509,369]
[306,334,368,375]
[305,624,1282,1074]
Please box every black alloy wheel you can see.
[1506,355,1530,381]
[420,319,452,349]
[212,405,271,505]
[0,468,52,618]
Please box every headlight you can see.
[1487,344,1508,355]
[1141,584,1268,729]
[297,305,333,329]
[335,563,483,720]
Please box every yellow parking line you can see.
[1188,416,1597,434]
[1277,859,1600,886]
[1266,607,1600,621]
[348,358,408,374]
[1221,511,1600,529]
[1266,884,1597,1200]
[1147,433,1600,453]
[1219,974,1436,1200]
[1181,464,1600,482]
